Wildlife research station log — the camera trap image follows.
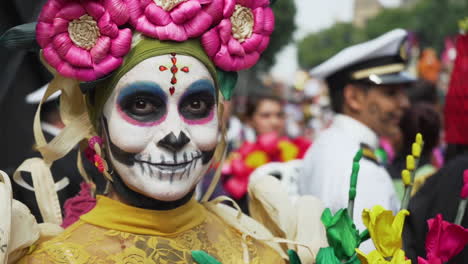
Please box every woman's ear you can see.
[343,84,366,114]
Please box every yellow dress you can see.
[18,196,285,264]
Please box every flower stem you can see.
[455,199,468,225]
[348,149,363,219]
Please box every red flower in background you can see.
[223,132,311,198]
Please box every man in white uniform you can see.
[299,29,414,249]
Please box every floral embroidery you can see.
[44,242,90,264]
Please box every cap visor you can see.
[368,71,416,85]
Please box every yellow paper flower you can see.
[356,249,411,264]
[245,150,269,168]
[278,140,299,161]
[362,206,409,258]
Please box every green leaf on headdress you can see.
[191,250,221,264]
[270,0,278,6]
[0,23,39,51]
[216,69,238,101]
[287,249,302,264]
[459,17,468,33]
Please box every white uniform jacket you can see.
[299,114,399,251]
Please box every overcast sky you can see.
[270,0,401,84]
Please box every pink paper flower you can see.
[418,214,468,264]
[61,182,96,228]
[127,0,234,42]
[36,0,132,81]
[201,0,274,71]
[461,169,468,199]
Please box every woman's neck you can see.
[108,170,195,210]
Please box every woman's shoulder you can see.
[17,220,100,264]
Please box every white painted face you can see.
[102,54,219,202]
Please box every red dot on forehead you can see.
[171,77,177,84]
[171,65,178,74]
[169,86,175,95]
[181,67,189,73]
[159,66,167,71]
[171,57,177,65]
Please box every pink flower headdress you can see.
[36,0,132,81]
[201,0,275,71]
[127,0,235,42]
[30,0,275,84]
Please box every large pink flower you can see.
[201,0,274,71]
[36,0,132,81]
[418,214,468,264]
[127,0,234,42]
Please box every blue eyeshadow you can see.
[180,79,216,99]
[118,81,167,103]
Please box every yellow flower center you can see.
[153,0,187,11]
[68,14,100,50]
[230,5,254,43]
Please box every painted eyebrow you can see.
[118,81,167,102]
[179,79,216,100]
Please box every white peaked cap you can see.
[310,29,414,84]
[25,83,61,104]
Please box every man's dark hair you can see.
[407,79,438,105]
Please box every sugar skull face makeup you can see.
[102,54,218,202]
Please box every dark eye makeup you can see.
[118,82,167,122]
[178,80,216,120]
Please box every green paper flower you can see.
[316,247,361,264]
[288,249,302,264]
[321,208,366,261]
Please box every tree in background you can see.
[297,22,365,69]
[236,0,297,97]
[257,0,297,71]
[297,0,468,70]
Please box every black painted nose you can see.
[157,132,190,152]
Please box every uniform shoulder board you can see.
[360,143,380,165]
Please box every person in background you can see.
[404,28,468,263]
[388,79,442,200]
[298,29,414,251]
[243,93,286,141]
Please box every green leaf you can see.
[0,23,39,51]
[321,208,361,260]
[216,69,238,101]
[287,249,302,264]
[316,247,341,264]
[191,251,221,264]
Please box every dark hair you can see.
[326,76,370,113]
[245,93,283,119]
[400,103,441,157]
[407,79,438,105]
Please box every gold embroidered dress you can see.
[18,196,285,264]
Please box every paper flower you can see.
[362,205,409,258]
[357,249,411,264]
[61,182,96,228]
[321,208,363,261]
[201,0,274,71]
[417,214,468,264]
[36,0,132,81]
[223,132,310,198]
[127,0,233,41]
[316,247,360,264]
[461,169,468,199]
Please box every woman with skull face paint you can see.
[0,0,318,263]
